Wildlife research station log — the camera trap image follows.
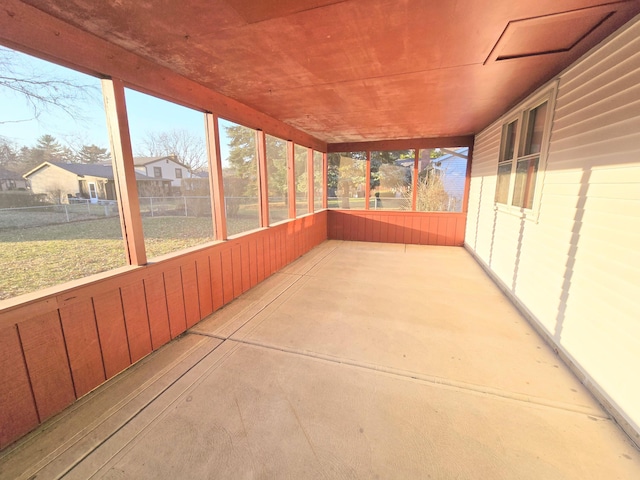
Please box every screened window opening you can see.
[218,119,261,236]
[370,150,413,210]
[125,88,213,258]
[0,47,125,300]
[416,147,468,212]
[265,134,289,224]
[327,152,366,209]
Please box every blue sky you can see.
[1,46,232,167]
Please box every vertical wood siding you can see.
[465,17,640,445]
[0,211,327,449]
[328,211,466,246]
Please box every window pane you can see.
[126,89,213,257]
[524,102,548,155]
[512,157,539,209]
[370,150,413,210]
[502,120,518,161]
[327,152,366,209]
[218,119,260,236]
[416,147,468,212]
[265,134,288,224]
[313,151,323,211]
[294,145,309,216]
[495,162,512,204]
[0,47,126,300]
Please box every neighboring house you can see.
[133,156,191,191]
[23,162,171,203]
[0,167,29,191]
[425,147,468,211]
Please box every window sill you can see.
[494,203,540,223]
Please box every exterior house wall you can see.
[139,158,188,188]
[465,16,640,445]
[27,165,79,203]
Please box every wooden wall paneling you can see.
[372,214,381,243]
[269,231,277,276]
[18,312,76,421]
[255,234,266,283]
[231,244,243,298]
[357,215,366,241]
[428,217,439,245]
[248,237,258,288]
[209,251,224,311]
[446,216,458,246]
[437,216,449,245]
[120,280,153,363]
[275,229,284,271]
[402,215,412,244]
[220,247,235,305]
[266,231,275,277]
[409,216,421,244]
[93,289,131,379]
[181,261,201,329]
[143,273,171,350]
[455,216,467,246]
[240,241,252,294]
[163,267,188,338]
[365,214,374,240]
[0,325,40,448]
[58,299,105,398]
[397,215,408,244]
[195,254,213,318]
[419,216,430,245]
[384,215,394,243]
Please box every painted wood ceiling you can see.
[15,0,640,143]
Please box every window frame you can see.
[494,81,558,220]
[153,166,162,178]
[175,168,182,178]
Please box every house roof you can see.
[133,156,189,169]
[23,162,169,181]
[12,1,640,143]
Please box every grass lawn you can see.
[0,216,215,301]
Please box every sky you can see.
[0,46,232,166]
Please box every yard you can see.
[0,216,216,300]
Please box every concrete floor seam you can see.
[220,336,609,420]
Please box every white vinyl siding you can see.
[465,15,640,444]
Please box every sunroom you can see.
[1,1,639,478]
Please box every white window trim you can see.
[494,80,558,222]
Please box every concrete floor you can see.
[1,240,639,479]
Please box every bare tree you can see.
[0,46,99,125]
[138,129,207,173]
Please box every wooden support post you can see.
[257,130,269,227]
[462,145,474,214]
[412,148,419,211]
[101,78,146,266]
[205,113,227,240]
[322,152,328,209]
[307,147,314,214]
[364,150,371,210]
[287,141,296,219]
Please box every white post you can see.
[64,204,70,222]
[150,197,154,217]
[184,196,188,216]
